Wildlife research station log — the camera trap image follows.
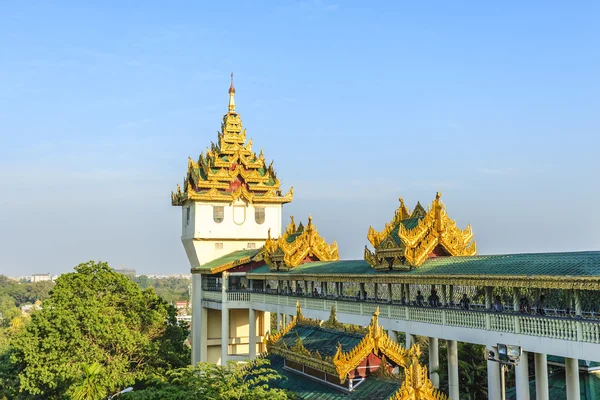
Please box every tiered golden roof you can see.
[332,308,420,383]
[171,76,293,206]
[390,363,449,400]
[265,305,446,398]
[262,216,339,271]
[365,193,476,270]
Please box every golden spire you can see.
[228,72,236,113]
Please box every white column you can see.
[574,290,582,317]
[388,330,398,342]
[565,357,580,400]
[221,272,229,365]
[429,337,439,389]
[441,284,447,306]
[534,353,549,400]
[513,287,520,311]
[249,307,256,359]
[276,312,282,329]
[485,286,493,309]
[515,350,530,400]
[406,333,416,348]
[447,340,459,400]
[360,283,366,300]
[448,285,454,306]
[487,354,501,400]
[191,273,203,365]
[388,283,393,302]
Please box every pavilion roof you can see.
[265,354,402,400]
[192,249,261,274]
[171,80,293,206]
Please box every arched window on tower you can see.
[255,207,265,224]
[213,206,224,223]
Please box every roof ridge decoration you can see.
[263,216,339,271]
[265,305,446,398]
[389,363,449,400]
[365,193,477,271]
[332,307,420,383]
[171,78,293,206]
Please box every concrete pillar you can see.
[191,273,203,365]
[485,286,493,309]
[249,307,256,359]
[388,283,393,302]
[534,353,549,400]
[374,283,379,300]
[405,284,411,302]
[406,333,414,348]
[565,357,580,400]
[447,340,459,400]
[441,284,447,306]
[339,282,344,297]
[276,312,282,329]
[487,346,501,400]
[360,283,366,300]
[310,281,315,296]
[574,290,582,317]
[513,287,520,311]
[428,337,439,389]
[448,285,454,306]
[565,289,572,313]
[515,350,530,400]
[388,330,398,342]
[221,308,229,365]
[220,273,229,365]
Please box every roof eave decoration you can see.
[266,305,447,399]
[332,307,420,383]
[389,363,449,400]
[171,79,293,206]
[365,193,477,270]
[263,216,339,271]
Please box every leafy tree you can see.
[123,358,293,400]
[2,261,189,399]
[72,363,108,400]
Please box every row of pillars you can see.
[389,330,582,400]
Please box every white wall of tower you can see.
[181,199,282,267]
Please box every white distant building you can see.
[32,273,51,282]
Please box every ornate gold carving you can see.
[172,80,293,206]
[263,216,339,271]
[391,363,449,400]
[332,307,421,383]
[365,193,477,269]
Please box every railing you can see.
[227,291,250,302]
[243,293,600,345]
[203,291,222,302]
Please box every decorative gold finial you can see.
[228,72,236,112]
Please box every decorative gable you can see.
[365,193,477,270]
[263,216,339,271]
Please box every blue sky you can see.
[1,1,599,275]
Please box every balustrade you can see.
[199,290,600,344]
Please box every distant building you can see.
[175,301,188,311]
[114,268,136,277]
[32,273,51,282]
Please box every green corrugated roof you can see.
[279,325,364,357]
[248,251,600,277]
[194,249,260,272]
[266,355,402,400]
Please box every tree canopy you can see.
[0,261,189,399]
[122,359,294,400]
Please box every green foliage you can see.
[123,358,293,400]
[132,276,190,305]
[0,276,54,325]
[0,261,189,399]
[71,363,108,400]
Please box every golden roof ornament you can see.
[365,193,476,270]
[263,216,339,271]
[171,76,293,206]
[228,72,236,112]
